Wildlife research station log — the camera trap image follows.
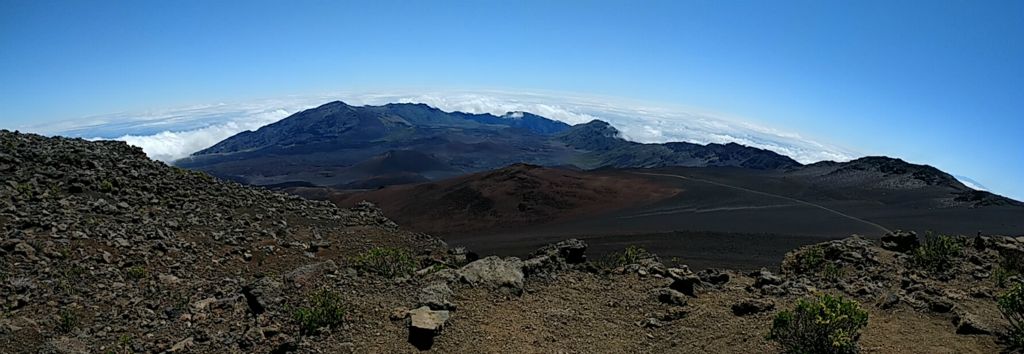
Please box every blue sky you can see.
[1,0,1022,199]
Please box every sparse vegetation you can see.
[790,246,826,273]
[598,245,653,268]
[353,247,417,278]
[56,309,79,334]
[994,266,1015,288]
[769,294,869,354]
[912,233,963,274]
[57,264,87,296]
[995,249,1024,288]
[14,182,32,196]
[126,266,147,280]
[99,179,114,192]
[999,283,1024,348]
[293,289,346,335]
[822,263,847,282]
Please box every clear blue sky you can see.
[1,0,1022,199]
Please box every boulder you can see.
[530,238,587,264]
[523,239,587,277]
[655,288,688,306]
[408,306,450,350]
[697,268,730,286]
[881,230,919,253]
[752,269,784,288]
[953,310,996,335]
[458,256,525,295]
[418,283,456,311]
[731,299,775,316]
[666,267,702,297]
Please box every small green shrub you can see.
[999,283,1024,348]
[790,246,826,273]
[598,245,653,268]
[99,180,114,192]
[293,289,346,335]
[769,294,869,354]
[126,266,147,280]
[994,266,1015,288]
[353,247,417,278]
[56,309,79,333]
[996,249,1024,288]
[912,233,963,274]
[14,183,32,196]
[57,264,87,295]
[822,263,847,282]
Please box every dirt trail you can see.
[634,171,893,234]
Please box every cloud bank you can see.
[25,90,859,164]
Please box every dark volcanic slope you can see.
[320,158,1023,269]
[294,164,680,235]
[559,120,800,169]
[0,130,448,352]
[178,101,799,187]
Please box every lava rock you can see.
[408,306,450,350]
[655,288,688,306]
[458,256,525,295]
[666,267,702,297]
[752,269,784,288]
[418,283,456,311]
[731,299,775,316]
[881,230,919,253]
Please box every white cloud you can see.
[26,89,859,164]
[955,175,988,191]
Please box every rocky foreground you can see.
[0,130,1021,353]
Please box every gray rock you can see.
[752,268,784,288]
[529,238,587,264]
[731,298,775,316]
[523,239,588,277]
[697,268,730,286]
[666,267,702,297]
[408,306,450,350]
[13,242,35,258]
[881,230,919,253]
[953,310,995,335]
[458,256,525,295]
[655,288,688,306]
[284,260,338,285]
[418,283,456,311]
[877,292,900,309]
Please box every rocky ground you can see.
[1,130,1020,353]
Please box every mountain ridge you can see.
[180,101,806,187]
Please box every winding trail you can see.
[633,171,893,234]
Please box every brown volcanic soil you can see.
[311,164,680,236]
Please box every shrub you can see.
[57,264,87,296]
[99,179,114,192]
[1002,249,1024,273]
[994,266,1015,288]
[995,249,1024,288]
[293,289,346,335]
[769,294,869,354]
[353,247,417,278]
[999,283,1024,348]
[126,266,147,280]
[598,245,653,268]
[912,233,963,274]
[56,309,79,333]
[789,246,826,273]
[822,263,847,282]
